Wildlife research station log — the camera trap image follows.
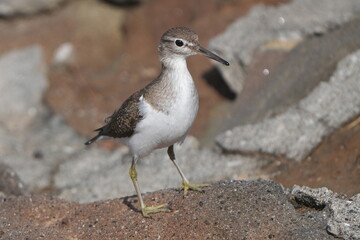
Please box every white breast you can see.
[127,57,199,157]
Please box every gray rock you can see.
[217,108,328,161]
[287,185,360,240]
[209,0,360,94]
[222,17,360,131]
[0,46,87,192]
[327,194,360,240]
[55,147,129,202]
[299,49,360,129]
[1,113,114,193]
[0,163,26,196]
[0,0,66,17]
[288,185,337,209]
[0,46,47,132]
[217,50,360,161]
[55,136,269,203]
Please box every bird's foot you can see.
[179,181,210,196]
[141,204,171,218]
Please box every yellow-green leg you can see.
[129,156,170,217]
[167,145,210,195]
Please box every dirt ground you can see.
[0,0,358,199]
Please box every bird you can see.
[85,27,229,217]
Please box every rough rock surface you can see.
[0,0,66,17]
[299,50,360,129]
[218,108,327,160]
[0,180,339,240]
[217,50,360,161]
[327,194,360,240]
[220,17,360,132]
[0,163,26,197]
[288,185,360,240]
[209,0,360,94]
[0,46,47,132]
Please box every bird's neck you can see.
[142,55,196,113]
[161,55,188,70]
[160,55,192,83]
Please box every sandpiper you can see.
[85,27,229,217]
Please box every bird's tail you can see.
[84,127,104,145]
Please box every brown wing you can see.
[85,78,162,145]
[97,91,143,139]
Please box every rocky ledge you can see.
[1,180,359,239]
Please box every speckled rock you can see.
[209,0,360,94]
[299,49,360,129]
[0,163,26,196]
[217,108,327,161]
[288,185,360,239]
[0,180,336,239]
[217,49,360,161]
[0,46,47,132]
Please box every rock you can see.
[55,136,269,203]
[327,194,360,240]
[288,185,360,239]
[288,185,337,210]
[0,0,66,17]
[217,50,360,161]
[0,163,26,196]
[0,46,47,133]
[209,0,360,94]
[0,46,89,192]
[217,108,327,161]
[222,17,360,129]
[299,49,360,129]
[55,147,129,202]
[0,180,336,239]
[0,109,89,192]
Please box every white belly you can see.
[127,88,198,158]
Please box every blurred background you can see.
[0,0,359,202]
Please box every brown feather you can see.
[99,91,143,139]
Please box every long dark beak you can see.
[197,46,229,66]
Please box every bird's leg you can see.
[167,145,210,196]
[129,156,170,217]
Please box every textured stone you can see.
[222,17,360,131]
[0,163,26,196]
[299,49,360,129]
[209,0,360,93]
[217,50,360,161]
[217,108,328,161]
[327,193,360,240]
[0,180,335,239]
[288,185,337,209]
[288,185,360,240]
[0,46,47,132]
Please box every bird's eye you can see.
[175,40,184,47]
